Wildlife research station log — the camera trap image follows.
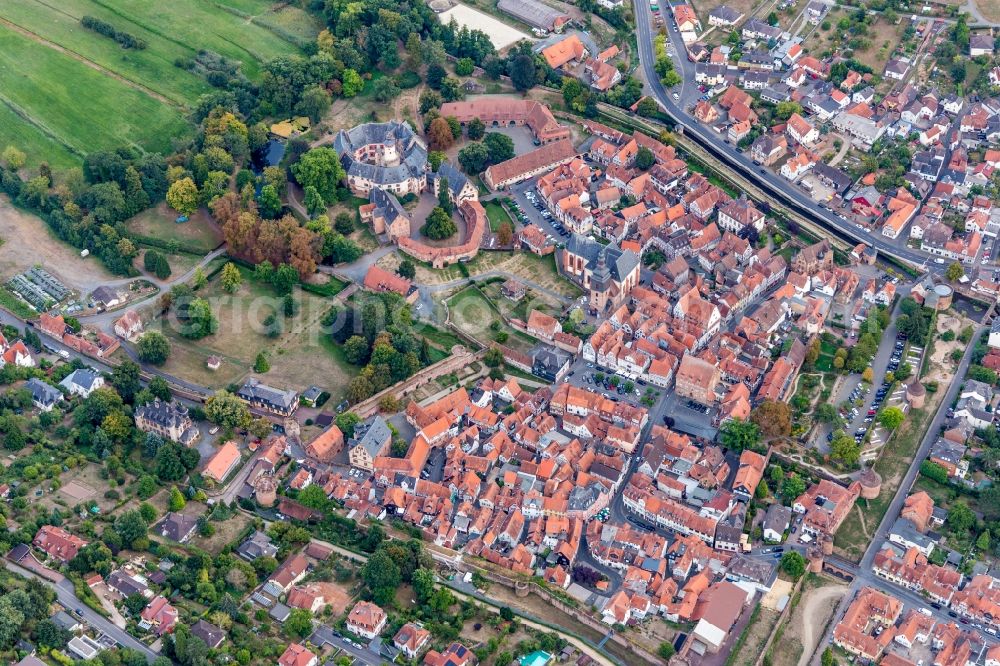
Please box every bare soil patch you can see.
[977,0,1000,22]
[924,312,968,386]
[734,608,782,666]
[777,578,849,666]
[60,479,96,503]
[0,196,113,290]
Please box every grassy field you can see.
[0,0,316,169]
[447,285,536,352]
[377,249,583,300]
[128,203,224,253]
[484,201,512,232]
[0,22,191,165]
[0,102,80,170]
[151,266,357,400]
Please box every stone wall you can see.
[350,346,484,417]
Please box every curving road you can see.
[629,0,942,273]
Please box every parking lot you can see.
[506,180,573,243]
[562,358,662,411]
[822,332,913,451]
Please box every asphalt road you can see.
[632,0,944,273]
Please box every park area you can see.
[0,0,319,169]
[446,285,538,353]
[148,266,357,399]
[377,249,583,299]
[127,204,225,255]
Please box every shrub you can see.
[80,16,147,49]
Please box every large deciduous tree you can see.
[291,147,344,205]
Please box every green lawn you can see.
[0,22,190,163]
[484,201,512,232]
[127,204,223,254]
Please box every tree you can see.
[780,551,806,579]
[181,297,217,339]
[657,642,676,659]
[830,431,861,467]
[635,146,655,170]
[750,401,792,438]
[946,261,965,281]
[774,101,803,120]
[484,132,515,163]
[372,77,401,104]
[484,347,504,368]
[114,510,149,549]
[344,335,370,365]
[334,212,354,234]
[919,460,949,484]
[821,648,835,666]
[422,206,458,240]
[149,376,171,402]
[457,142,491,174]
[272,263,299,294]
[254,351,270,373]
[455,57,475,76]
[336,412,361,438]
[221,262,242,293]
[976,529,991,552]
[467,117,486,140]
[144,250,171,280]
[303,185,327,217]
[510,54,536,91]
[497,221,514,246]
[398,259,416,280]
[719,417,761,452]
[137,331,170,365]
[948,501,975,534]
[291,147,345,205]
[816,403,842,426]
[2,146,26,170]
[258,183,282,219]
[206,390,252,431]
[361,549,402,606]
[168,486,187,512]
[878,406,905,431]
[295,85,332,123]
[636,96,659,117]
[284,608,314,638]
[35,619,70,649]
[341,68,363,97]
[781,473,806,501]
[427,117,455,151]
[167,178,199,216]
[861,366,874,383]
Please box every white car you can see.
[672,93,679,100]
